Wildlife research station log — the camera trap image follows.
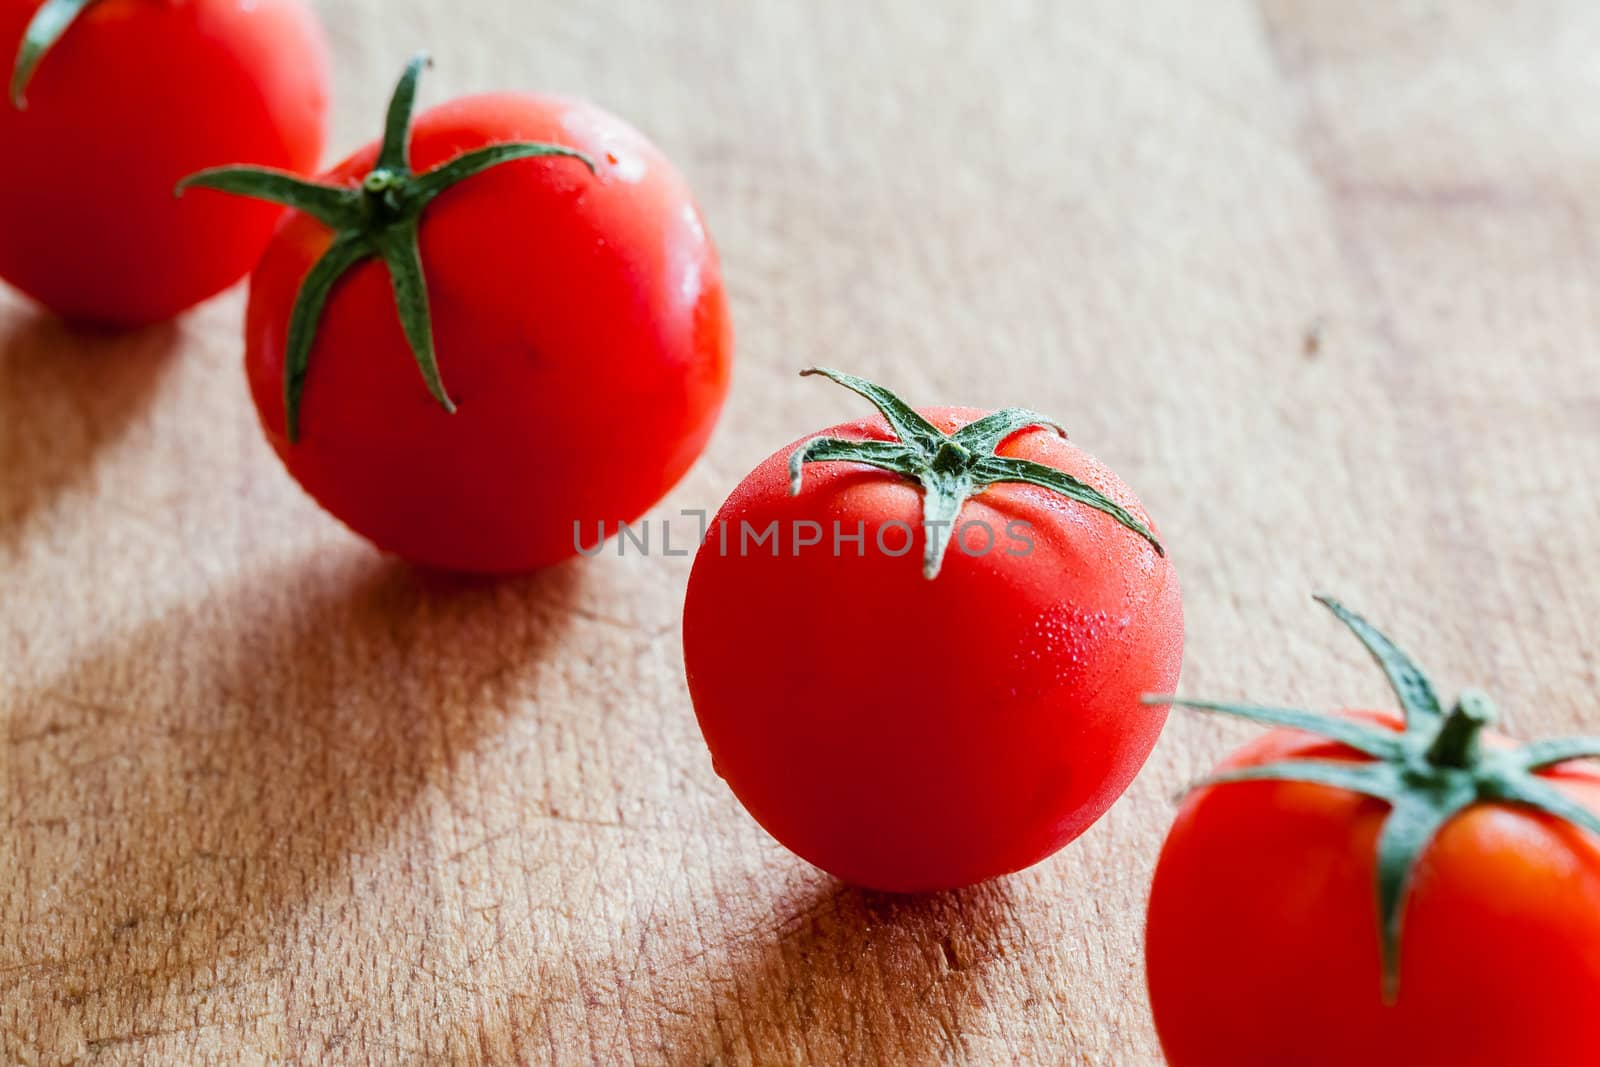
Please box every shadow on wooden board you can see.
[1,549,582,1058]
[636,876,1032,1065]
[0,310,178,549]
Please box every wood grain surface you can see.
[5,1,1600,1063]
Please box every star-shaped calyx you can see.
[1146,595,1600,1003]
[176,53,594,441]
[788,368,1164,579]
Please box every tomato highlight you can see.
[179,54,733,573]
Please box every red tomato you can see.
[239,88,731,572]
[1146,602,1600,1067]
[1148,718,1600,1066]
[0,0,329,325]
[683,389,1183,892]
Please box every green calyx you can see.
[10,0,98,108]
[176,53,594,442]
[789,368,1164,579]
[1145,594,1600,1004]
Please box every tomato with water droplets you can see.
[682,371,1183,891]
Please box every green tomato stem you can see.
[173,52,595,442]
[790,368,1164,579]
[1423,690,1496,769]
[1149,595,1600,1005]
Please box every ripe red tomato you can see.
[1146,599,1600,1067]
[0,0,329,325]
[197,59,731,573]
[682,372,1183,892]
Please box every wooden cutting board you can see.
[5,1,1599,1062]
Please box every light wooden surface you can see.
[5,1,1600,1063]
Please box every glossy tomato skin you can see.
[1146,711,1600,1067]
[0,0,328,325]
[244,94,732,573]
[682,409,1183,892]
